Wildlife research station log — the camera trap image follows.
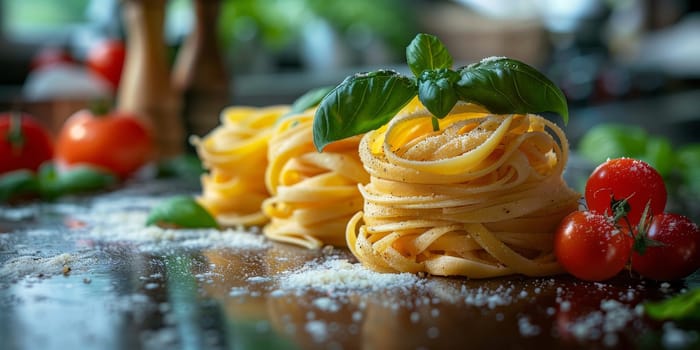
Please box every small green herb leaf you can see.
[0,169,39,203]
[146,195,218,229]
[313,70,416,151]
[417,68,459,119]
[455,57,569,123]
[286,86,334,117]
[406,33,453,77]
[38,163,117,200]
[645,288,700,322]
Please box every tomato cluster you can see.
[1,107,153,203]
[555,158,700,281]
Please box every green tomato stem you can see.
[431,116,440,131]
[7,111,25,151]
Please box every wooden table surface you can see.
[1,178,698,350]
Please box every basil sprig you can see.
[313,33,568,151]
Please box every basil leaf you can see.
[645,288,700,322]
[37,162,61,200]
[146,195,218,229]
[0,169,39,203]
[406,33,453,77]
[286,86,333,116]
[456,57,569,123]
[58,165,117,194]
[417,68,459,118]
[313,70,416,151]
[39,163,117,200]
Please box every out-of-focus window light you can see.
[2,0,90,42]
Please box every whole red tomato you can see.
[0,112,54,174]
[55,109,153,179]
[86,39,125,90]
[585,158,667,227]
[554,211,633,281]
[631,213,700,281]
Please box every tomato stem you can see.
[631,200,665,255]
[7,112,25,152]
[89,99,113,117]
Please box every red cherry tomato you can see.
[555,211,633,281]
[55,109,153,179]
[631,213,700,281]
[585,158,667,227]
[86,39,126,90]
[0,112,54,174]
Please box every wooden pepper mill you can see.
[172,0,230,140]
[117,0,184,159]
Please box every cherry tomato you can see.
[0,112,54,174]
[585,158,667,227]
[55,109,153,179]
[86,39,125,90]
[631,213,700,280]
[555,211,633,281]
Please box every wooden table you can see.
[1,178,698,350]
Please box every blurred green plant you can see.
[217,0,417,59]
[4,0,90,32]
[578,124,674,177]
[577,123,700,220]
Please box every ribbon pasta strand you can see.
[192,105,288,226]
[347,102,579,278]
[263,110,369,249]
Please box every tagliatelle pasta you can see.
[192,105,289,226]
[263,109,369,249]
[346,101,580,278]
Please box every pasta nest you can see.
[192,105,288,226]
[347,102,580,278]
[263,109,370,249]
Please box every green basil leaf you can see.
[456,57,569,123]
[146,195,218,229]
[0,169,39,203]
[37,162,61,200]
[417,68,459,118]
[58,165,118,194]
[406,33,453,77]
[313,70,416,151]
[645,288,700,322]
[286,86,334,116]
[39,163,117,200]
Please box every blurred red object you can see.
[86,39,126,91]
[30,47,75,71]
[0,112,54,174]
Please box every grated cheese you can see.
[277,258,423,293]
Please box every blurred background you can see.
[0,0,700,213]
[0,0,699,205]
